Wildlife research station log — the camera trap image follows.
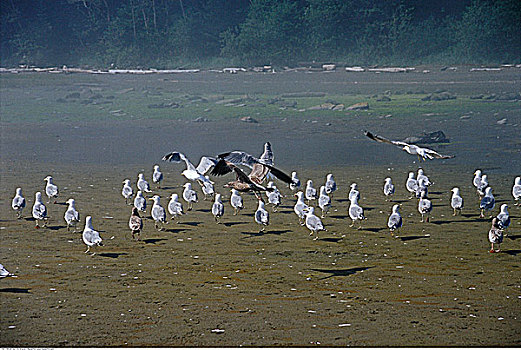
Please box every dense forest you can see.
[1,0,520,68]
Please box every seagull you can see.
[167,193,184,222]
[64,198,80,232]
[134,190,147,213]
[496,204,510,231]
[305,180,317,203]
[11,187,26,219]
[415,178,429,199]
[290,171,301,191]
[450,187,464,216]
[266,181,282,212]
[213,161,272,200]
[230,189,244,215]
[418,190,432,223]
[201,176,215,200]
[182,183,198,210]
[416,168,432,186]
[82,216,103,254]
[121,179,133,205]
[477,174,488,198]
[480,187,495,218]
[294,191,309,225]
[325,174,337,197]
[473,169,483,189]
[513,177,521,205]
[387,204,402,235]
[383,177,395,201]
[32,192,48,228]
[406,172,419,198]
[152,165,163,188]
[129,207,143,240]
[150,195,167,230]
[488,217,503,253]
[348,197,365,229]
[364,130,455,161]
[318,185,331,218]
[162,151,216,186]
[44,176,59,203]
[254,200,269,232]
[0,263,16,279]
[137,173,152,193]
[348,183,360,202]
[304,207,325,240]
[211,193,224,223]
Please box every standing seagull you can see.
[383,177,395,201]
[64,198,80,232]
[318,185,331,218]
[416,169,432,186]
[348,183,360,202]
[182,183,198,210]
[82,216,103,255]
[290,172,301,191]
[406,172,419,198]
[294,192,309,225]
[32,192,48,228]
[44,176,59,203]
[0,263,16,279]
[364,130,455,161]
[137,173,152,193]
[167,193,184,222]
[11,187,26,219]
[477,174,488,198]
[134,190,147,214]
[254,200,269,232]
[211,193,224,223]
[230,189,244,215]
[152,165,163,188]
[201,176,215,200]
[513,177,521,205]
[473,169,483,189]
[418,190,432,223]
[149,195,167,230]
[162,151,216,186]
[305,180,317,203]
[450,187,464,216]
[305,207,325,240]
[480,187,495,218]
[121,179,133,205]
[348,197,365,229]
[266,181,282,212]
[415,178,429,199]
[496,204,510,232]
[387,204,402,235]
[129,207,143,240]
[488,217,503,253]
[325,174,337,197]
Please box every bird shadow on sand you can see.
[241,229,291,238]
[223,221,247,227]
[507,235,521,241]
[99,252,127,259]
[278,210,294,214]
[318,237,343,243]
[47,225,67,231]
[361,227,383,233]
[397,235,430,242]
[502,249,521,256]
[142,238,168,244]
[0,288,31,294]
[166,228,186,234]
[330,215,348,220]
[181,221,203,227]
[160,186,177,190]
[311,266,373,280]
[196,209,211,213]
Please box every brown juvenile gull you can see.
[364,130,455,162]
[129,207,143,240]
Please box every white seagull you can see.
[348,197,365,229]
[82,216,103,254]
[168,193,184,222]
[290,171,301,191]
[11,187,26,219]
[387,204,402,235]
[364,130,455,161]
[348,183,360,202]
[152,165,163,188]
[230,189,244,215]
[318,185,331,218]
[305,207,325,240]
[254,200,269,232]
[325,174,337,197]
[182,183,198,210]
[266,181,282,212]
[480,187,495,218]
[162,151,216,186]
[121,179,133,205]
[418,190,432,223]
[450,187,464,216]
[202,176,215,200]
[406,172,419,198]
[212,193,224,223]
[32,192,48,228]
[137,173,152,193]
[134,190,147,213]
[44,176,59,203]
[477,174,488,198]
[150,195,166,230]
[305,180,317,203]
[473,170,483,189]
[294,191,309,225]
[0,263,16,279]
[496,204,510,231]
[513,177,521,205]
[383,177,395,201]
[416,169,432,186]
[64,198,80,232]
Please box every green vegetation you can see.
[1,0,519,68]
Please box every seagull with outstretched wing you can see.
[364,130,455,162]
[162,151,217,186]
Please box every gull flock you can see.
[4,137,519,277]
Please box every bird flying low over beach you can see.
[162,151,217,186]
[364,130,455,162]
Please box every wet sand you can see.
[0,70,520,346]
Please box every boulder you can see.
[346,102,369,110]
[240,116,258,123]
[403,131,450,144]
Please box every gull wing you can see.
[196,156,217,175]
[422,147,455,159]
[162,151,195,170]
[364,130,409,147]
[218,151,258,169]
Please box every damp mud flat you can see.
[0,70,520,346]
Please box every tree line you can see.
[1,0,519,68]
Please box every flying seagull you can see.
[162,151,217,186]
[364,130,455,162]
